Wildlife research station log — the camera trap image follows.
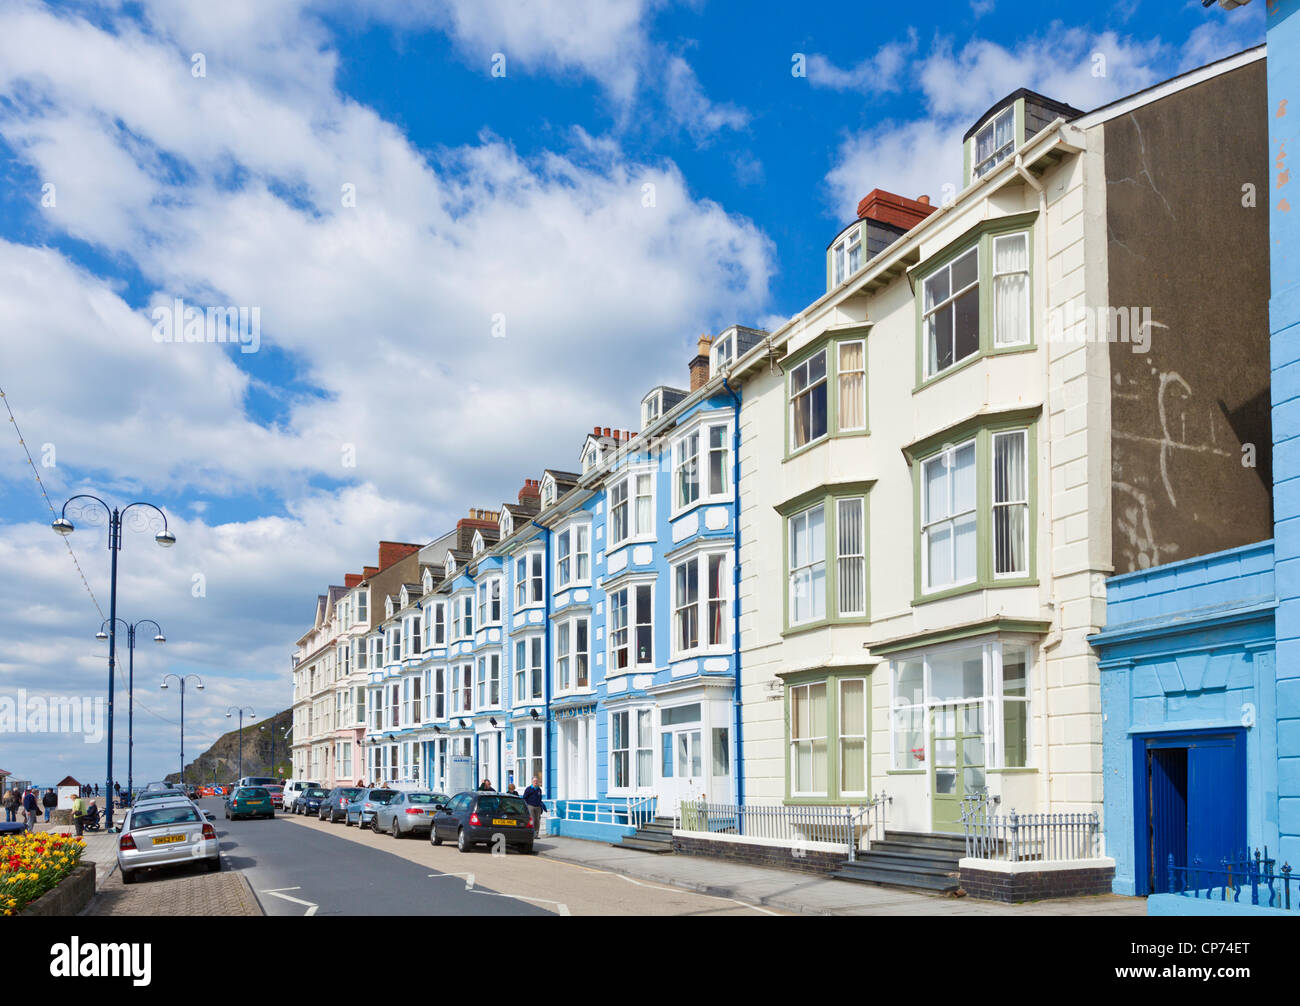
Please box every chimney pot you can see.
[593,426,601,436]
[918,194,930,205]
[603,427,611,438]
[856,188,936,231]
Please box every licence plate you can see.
[247,800,264,805]
[491,818,518,826]
[152,834,185,845]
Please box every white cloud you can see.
[806,32,918,93]
[825,20,1265,220]
[0,1,773,781]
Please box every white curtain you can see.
[994,431,1028,574]
[838,341,865,430]
[994,233,1029,346]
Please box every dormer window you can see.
[385,597,395,619]
[500,511,513,538]
[422,569,433,594]
[583,446,600,473]
[642,392,662,429]
[973,106,1015,179]
[830,223,864,288]
[541,477,556,508]
[445,554,457,577]
[472,531,485,557]
[710,333,734,376]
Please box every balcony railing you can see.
[961,794,1101,861]
[674,794,890,860]
[1168,850,1297,911]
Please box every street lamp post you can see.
[263,724,291,781]
[226,706,255,780]
[160,674,204,785]
[96,618,164,803]
[53,495,175,830]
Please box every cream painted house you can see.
[726,51,1272,836]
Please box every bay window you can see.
[992,430,1029,577]
[554,616,590,693]
[790,682,828,796]
[923,246,980,378]
[555,524,590,589]
[610,708,654,791]
[789,349,827,449]
[839,678,867,795]
[675,431,700,508]
[993,233,1030,346]
[515,551,543,608]
[513,635,543,703]
[788,504,826,625]
[836,497,865,617]
[515,725,544,789]
[922,439,977,592]
[609,582,653,671]
[672,552,727,655]
[610,471,655,545]
[476,653,501,708]
[837,340,866,431]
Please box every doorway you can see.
[930,700,987,833]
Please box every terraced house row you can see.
[290,44,1297,901]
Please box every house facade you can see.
[728,49,1270,837]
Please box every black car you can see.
[431,791,535,854]
[318,786,363,823]
[295,787,329,817]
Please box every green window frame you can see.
[782,327,871,459]
[911,211,1037,390]
[776,481,874,635]
[905,410,1039,605]
[783,668,873,805]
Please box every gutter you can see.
[721,374,745,811]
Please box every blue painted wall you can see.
[1270,0,1300,870]
[1092,542,1277,895]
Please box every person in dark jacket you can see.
[522,775,545,832]
[22,788,39,831]
[478,778,494,791]
[41,788,57,822]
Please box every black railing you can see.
[1167,849,1296,910]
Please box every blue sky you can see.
[0,0,1265,784]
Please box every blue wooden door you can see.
[1187,734,1246,873]
[1147,747,1187,894]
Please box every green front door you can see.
[930,701,987,833]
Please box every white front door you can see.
[658,702,705,816]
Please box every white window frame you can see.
[788,503,826,627]
[920,437,978,594]
[992,429,1030,579]
[513,634,544,705]
[992,232,1031,348]
[554,520,591,591]
[830,224,863,287]
[973,105,1016,179]
[922,246,980,379]
[670,549,729,659]
[608,579,654,673]
[554,614,590,695]
[514,549,544,609]
[609,467,657,547]
[789,349,829,451]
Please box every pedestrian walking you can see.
[2,787,15,823]
[523,775,546,833]
[478,778,494,791]
[71,793,86,837]
[41,788,56,823]
[22,788,39,831]
[93,783,99,797]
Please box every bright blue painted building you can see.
[359,331,752,842]
[1091,542,1277,895]
[1267,0,1300,873]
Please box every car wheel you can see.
[457,827,470,853]
[431,827,442,846]
[391,817,401,838]
[121,868,135,885]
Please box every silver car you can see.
[373,790,448,838]
[117,798,220,884]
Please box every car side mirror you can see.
[434,804,446,812]
[204,811,215,821]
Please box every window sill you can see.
[885,769,927,775]
[669,496,733,523]
[914,342,1036,394]
[912,577,1038,606]
[987,767,1037,774]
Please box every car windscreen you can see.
[367,790,397,803]
[240,788,269,798]
[337,788,363,799]
[476,796,529,816]
[266,786,283,793]
[305,788,328,798]
[131,806,202,828]
[407,793,439,805]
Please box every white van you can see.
[282,780,320,812]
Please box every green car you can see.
[224,786,274,820]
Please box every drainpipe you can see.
[722,375,744,812]
[531,520,554,805]
[1016,153,1056,814]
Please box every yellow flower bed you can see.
[0,832,86,915]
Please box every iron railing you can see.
[961,794,1100,862]
[675,793,891,860]
[1168,850,1297,910]
[548,797,657,830]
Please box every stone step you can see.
[615,836,676,854]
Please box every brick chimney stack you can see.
[363,566,379,580]
[689,334,713,392]
[377,541,421,571]
[518,478,540,504]
[856,189,937,231]
[344,573,363,588]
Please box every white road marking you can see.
[260,886,319,916]
[428,872,568,915]
[429,871,475,890]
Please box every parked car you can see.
[294,787,329,816]
[318,786,363,823]
[345,788,397,829]
[237,776,278,789]
[118,798,220,884]
[184,784,200,801]
[265,784,284,811]
[282,780,320,812]
[431,792,535,853]
[134,788,192,808]
[375,790,446,838]
[224,786,274,820]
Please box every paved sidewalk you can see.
[537,838,1147,916]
